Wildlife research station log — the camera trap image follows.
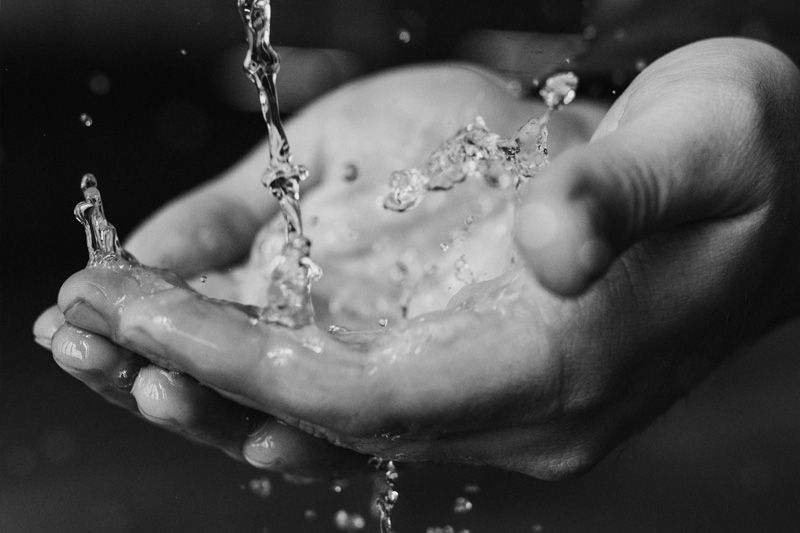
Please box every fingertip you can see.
[515,198,613,296]
[33,306,64,350]
[131,365,253,459]
[58,269,113,322]
[50,324,145,385]
[244,420,367,477]
[131,366,189,426]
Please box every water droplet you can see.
[454,255,475,284]
[304,509,317,521]
[249,317,259,326]
[439,242,450,252]
[80,173,98,191]
[79,113,93,127]
[328,324,349,335]
[247,477,272,498]
[115,368,135,390]
[463,483,480,493]
[372,459,398,533]
[397,28,411,43]
[505,79,523,97]
[539,72,578,109]
[635,58,648,72]
[331,480,347,493]
[453,496,473,514]
[582,25,597,40]
[378,318,388,328]
[532,525,544,532]
[199,275,207,283]
[464,214,475,225]
[334,510,365,531]
[383,168,429,212]
[88,73,111,95]
[343,162,359,182]
[613,28,627,41]
[179,48,188,56]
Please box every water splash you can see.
[238,0,319,328]
[73,174,136,266]
[370,458,399,533]
[383,72,579,212]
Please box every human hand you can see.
[37,38,800,478]
[34,63,599,477]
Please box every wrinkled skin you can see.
[34,38,800,479]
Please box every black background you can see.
[2,1,800,531]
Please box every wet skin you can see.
[35,38,800,479]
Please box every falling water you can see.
[237,0,320,328]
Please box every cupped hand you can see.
[36,38,800,479]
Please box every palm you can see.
[198,66,592,329]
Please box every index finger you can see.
[58,265,559,443]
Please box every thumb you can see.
[514,112,761,296]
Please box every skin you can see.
[34,38,800,479]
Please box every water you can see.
[454,255,476,285]
[370,458,399,533]
[247,476,273,498]
[73,174,135,266]
[238,0,318,329]
[115,369,135,390]
[452,496,473,514]
[382,71,578,213]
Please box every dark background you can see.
[2,1,800,531]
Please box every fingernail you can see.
[114,366,140,391]
[244,425,283,469]
[64,300,110,336]
[34,335,52,350]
